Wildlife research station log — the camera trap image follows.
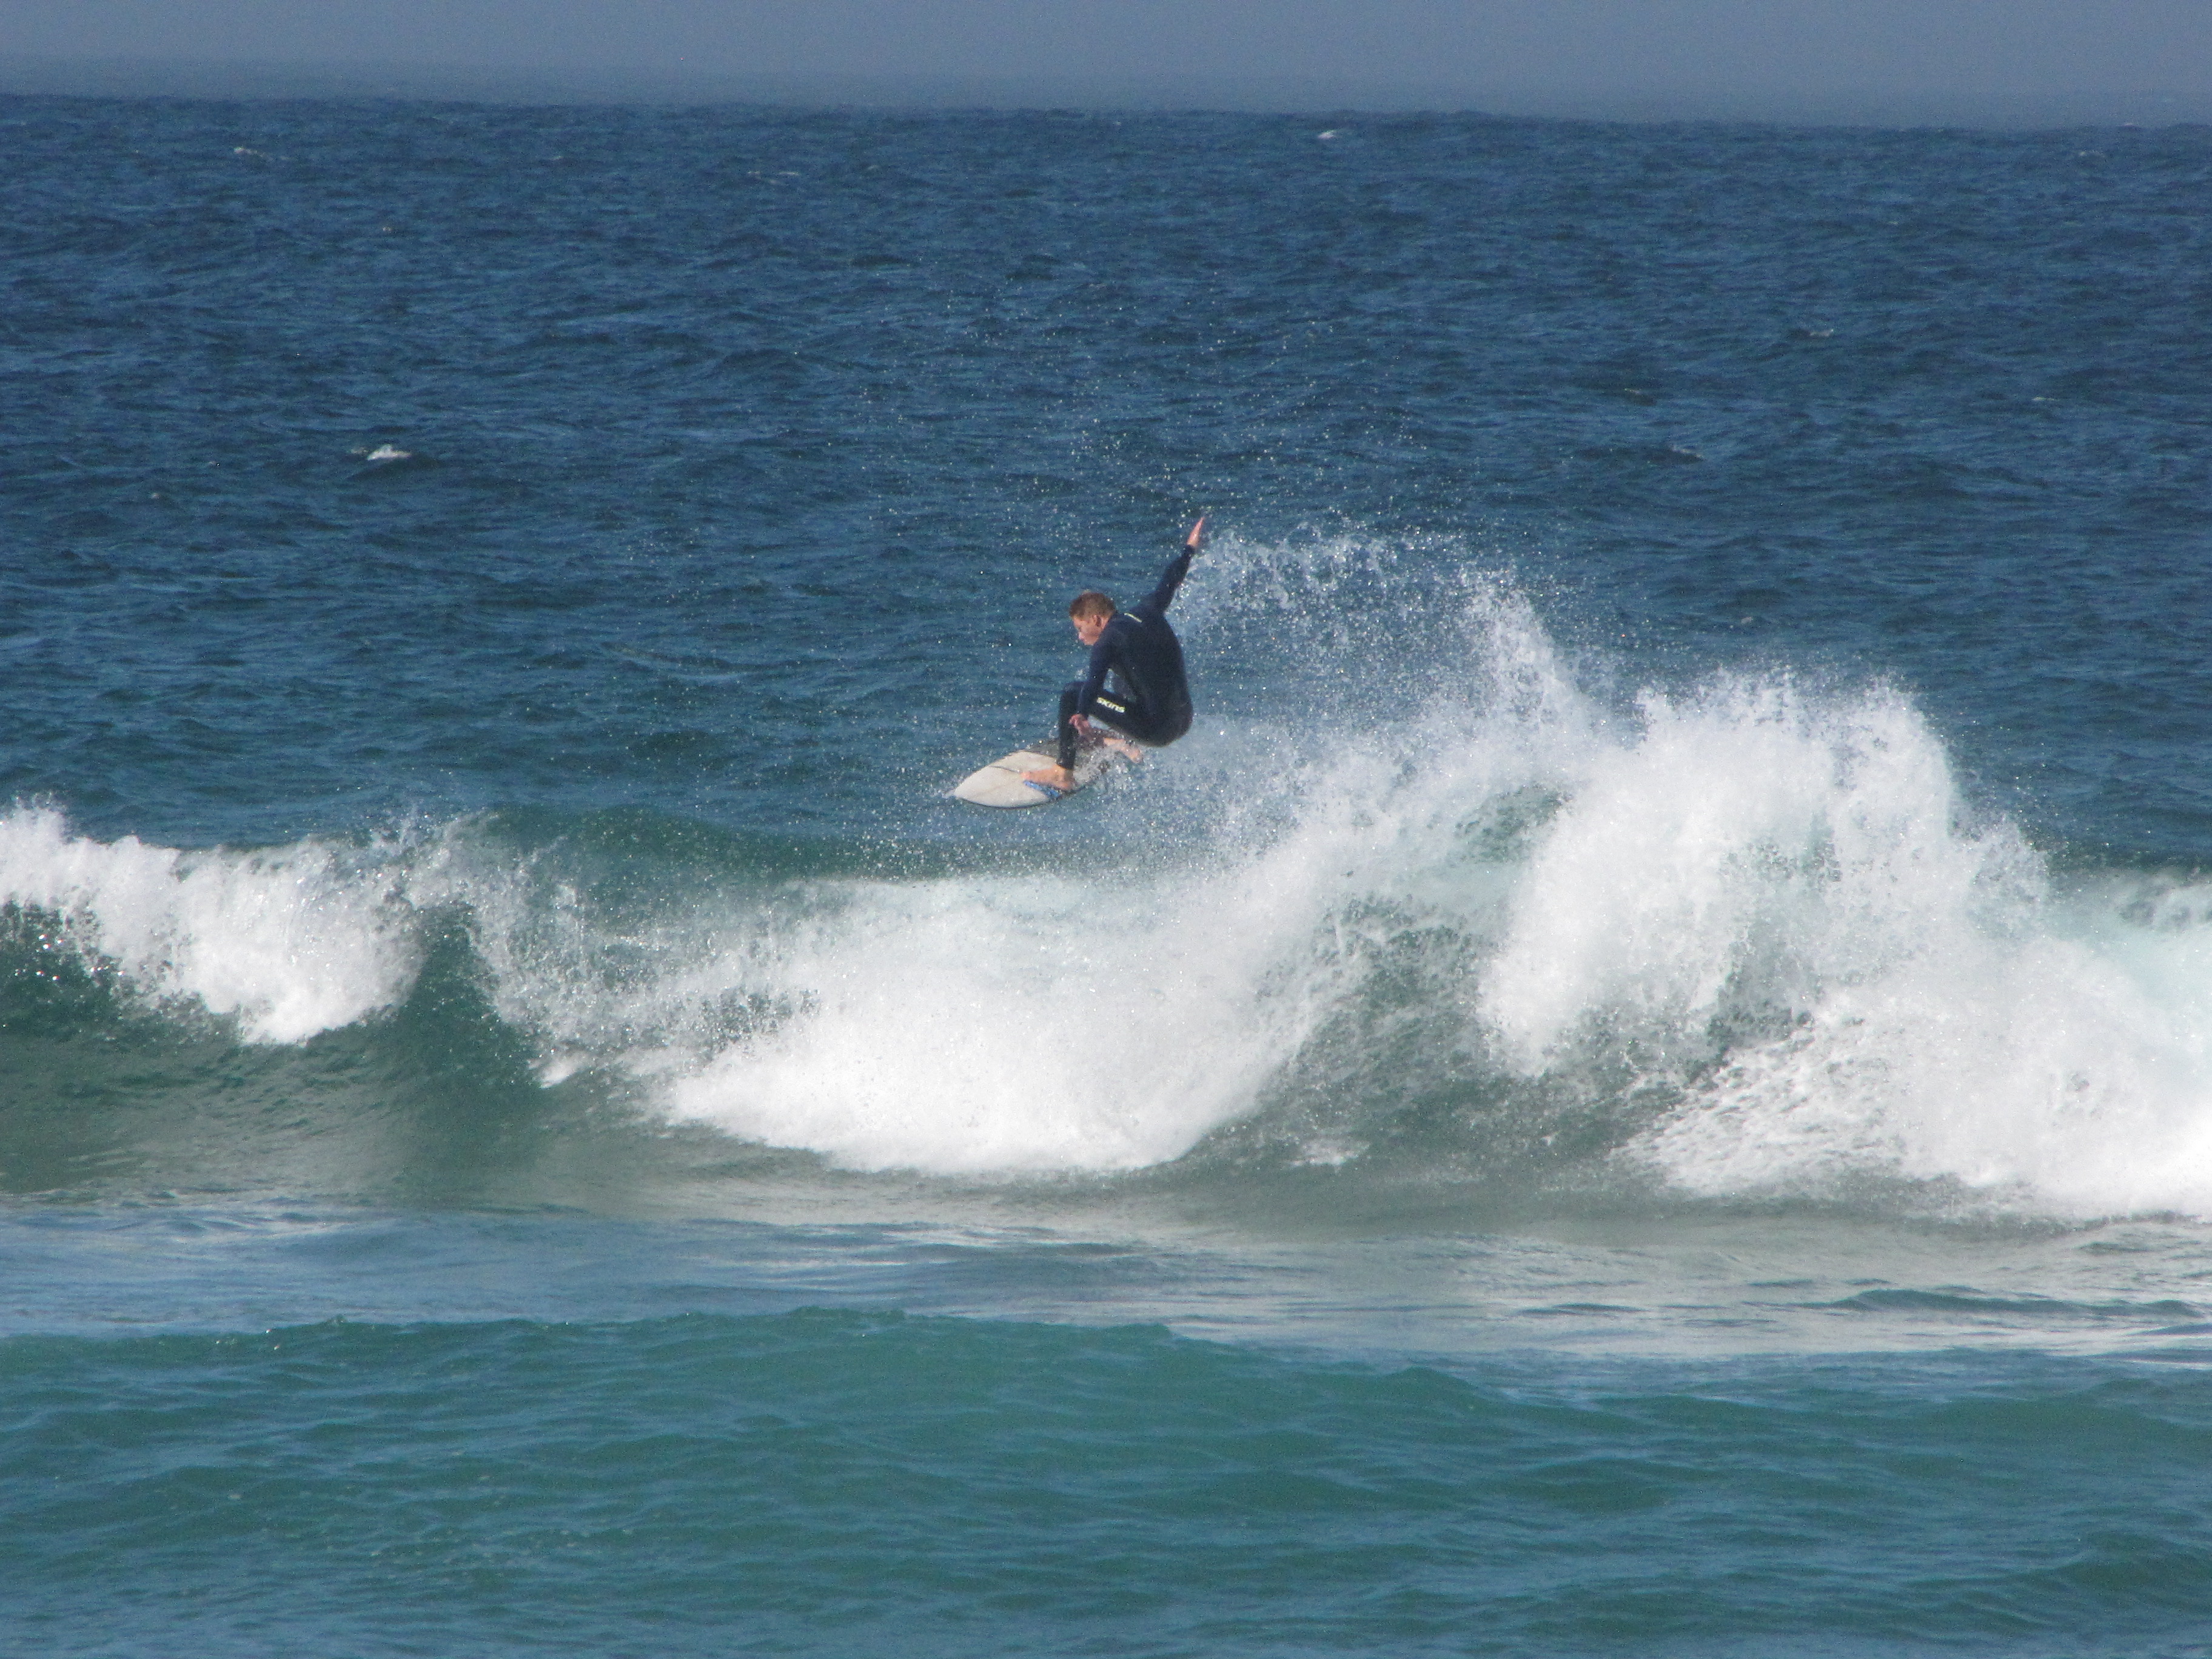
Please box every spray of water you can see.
[8,532,2212,1213]
[0,806,420,1042]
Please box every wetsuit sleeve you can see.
[1139,543,1196,615]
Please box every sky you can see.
[2,0,2207,123]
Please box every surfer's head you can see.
[1069,590,1116,646]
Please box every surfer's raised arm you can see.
[1143,516,1207,617]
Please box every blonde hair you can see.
[1069,591,1116,623]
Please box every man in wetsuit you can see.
[1022,517,1205,795]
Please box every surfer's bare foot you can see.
[1102,734,1143,761]
[1022,765,1076,791]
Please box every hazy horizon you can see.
[3,0,2208,127]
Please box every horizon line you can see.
[4,53,2207,130]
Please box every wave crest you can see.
[10,536,2212,1216]
[0,806,420,1043]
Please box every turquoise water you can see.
[5,97,2212,1653]
[12,1313,2212,1657]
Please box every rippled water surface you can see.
[5,96,2212,1655]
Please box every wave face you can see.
[0,807,421,1043]
[13,100,2212,1659]
[10,537,2212,1221]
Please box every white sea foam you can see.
[652,870,1305,1171]
[1464,672,2212,1216]
[1479,675,2028,1070]
[636,552,1589,1172]
[0,806,421,1043]
[13,535,2212,1211]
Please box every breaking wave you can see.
[8,534,2212,1217]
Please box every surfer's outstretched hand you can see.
[1186,515,1205,552]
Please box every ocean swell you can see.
[8,543,2212,1216]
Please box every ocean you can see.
[4,94,2212,1655]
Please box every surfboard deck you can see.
[952,739,1114,808]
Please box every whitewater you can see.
[8,96,2212,1658]
[12,537,2212,1233]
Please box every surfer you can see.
[1022,516,1205,794]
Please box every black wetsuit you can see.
[1056,540,1195,772]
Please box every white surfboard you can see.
[952,739,1114,808]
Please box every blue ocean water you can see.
[5,95,2212,1654]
